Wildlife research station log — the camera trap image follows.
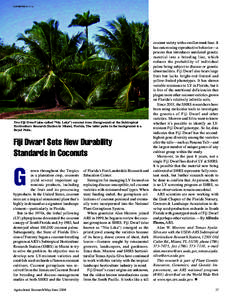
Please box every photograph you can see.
[0,0,148,119]
[1,1,231,300]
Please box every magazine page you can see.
[0,0,231,299]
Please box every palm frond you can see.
[62,72,89,84]
[86,70,121,106]
[115,81,133,111]
[138,60,148,71]
[56,54,79,70]
[131,70,148,81]
[17,33,49,66]
[23,77,47,103]
[69,11,100,28]
[86,85,106,106]
[0,72,15,95]
[4,63,39,79]
[44,70,56,89]
[81,57,116,72]
[58,78,86,108]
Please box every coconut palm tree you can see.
[86,17,149,111]
[0,40,24,99]
[0,19,88,107]
[68,10,100,57]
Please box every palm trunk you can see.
[54,88,60,107]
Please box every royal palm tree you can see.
[86,17,149,111]
[68,10,100,57]
[0,19,88,107]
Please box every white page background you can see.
[0,0,231,299]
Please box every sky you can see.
[0,0,148,46]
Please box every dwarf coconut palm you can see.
[69,10,100,57]
[0,19,88,107]
[87,17,149,111]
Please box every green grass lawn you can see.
[0,107,34,113]
[0,99,148,119]
[0,99,34,113]
[0,99,34,114]
[14,107,148,119]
